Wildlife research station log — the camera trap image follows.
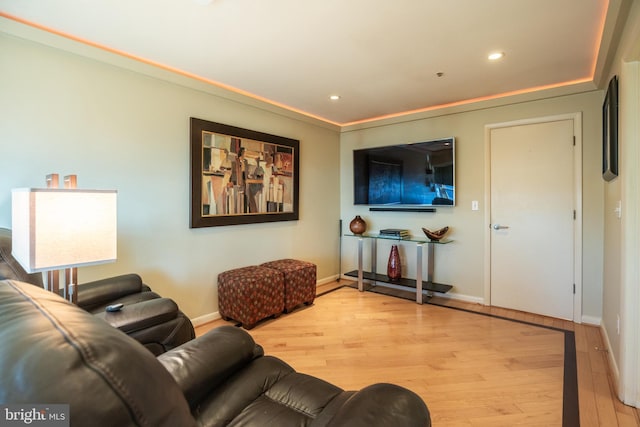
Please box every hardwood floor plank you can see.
[196,281,639,427]
[577,349,599,427]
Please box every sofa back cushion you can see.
[0,279,195,427]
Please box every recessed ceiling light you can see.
[329,95,341,101]
[488,52,505,61]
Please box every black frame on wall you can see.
[602,75,619,182]
[190,118,300,228]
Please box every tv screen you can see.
[353,137,455,206]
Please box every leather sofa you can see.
[0,279,431,426]
[0,227,194,355]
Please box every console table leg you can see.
[427,242,435,283]
[416,243,423,304]
[357,237,364,292]
[371,238,377,285]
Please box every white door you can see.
[490,119,575,320]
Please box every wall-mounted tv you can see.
[353,137,455,206]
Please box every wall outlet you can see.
[472,200,479,211]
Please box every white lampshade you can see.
[11,188,117,273]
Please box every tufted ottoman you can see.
[218,266,284,329]
[260,259,316,313]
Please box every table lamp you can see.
[11,178,117,303]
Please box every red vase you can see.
[387,245,401,281]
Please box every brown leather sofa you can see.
[0,228,194,355]
[0,279,431,426]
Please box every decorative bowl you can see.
[421,226,449,241]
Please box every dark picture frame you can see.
[190,118,299,228]
[602,75,619,181]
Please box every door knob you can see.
[492,224,510,230]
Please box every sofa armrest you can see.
[76,273,145,309]
[157,325,263,408]
[321,383,430,427]
[94,298,179,333]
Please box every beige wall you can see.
[340,90,604,319]
[600,0,640,405]
[0,32,341,320]
[615,60,640,406]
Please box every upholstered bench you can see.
[261,258,316,313]
[218,265,284,329]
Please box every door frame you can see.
[483,113,583,323]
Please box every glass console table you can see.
[344,234,453,304]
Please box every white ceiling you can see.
[0,0,614,125]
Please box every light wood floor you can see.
[197,280,640,427]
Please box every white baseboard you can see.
[433,291,484,305]
[317,274,340,286]
[600,323,621,401]
[581,315,602,326]
[191,311,221,327]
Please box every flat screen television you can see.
[353,137,455,206]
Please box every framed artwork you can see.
[190,118,299,227]
[602,75,619,182]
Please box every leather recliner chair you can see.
[0,279,431,427]
[0,228,194,355]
